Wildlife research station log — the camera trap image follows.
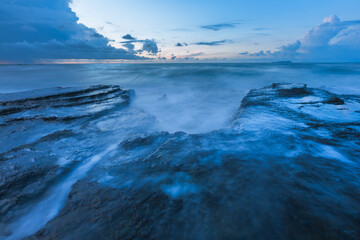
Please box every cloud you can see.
[122,42,136,54]
[301,15,343,47]
[201,23,236,31]
[120,38,159,55]
[175,42,188,47]
[195,40,229,46]
[0,0,141,63]
[122,34,136,40]
[241,15,360,62]
[141,39,158,55]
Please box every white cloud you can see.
[329,25,360,47]
[241,15,360,62]
[301,15,344,47]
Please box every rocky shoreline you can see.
[1,83,360,240]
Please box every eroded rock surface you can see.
[1,84,360,240]
[0,85,145,239]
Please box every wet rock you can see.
[0,85,134,153]
[2,83,360,240]
[0,85,133,122]
[0,85,135,230]
[323,96,345,105]
[232,83,355,131]
[273,83,312,97]
[28,124,360,239]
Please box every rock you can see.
[232,83,355,131]
[0,85,135,229]
[21,84,360,240]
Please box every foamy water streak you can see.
[5,144,118,240]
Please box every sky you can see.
[0,0,359,63]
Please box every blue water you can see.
[1,63,360,133]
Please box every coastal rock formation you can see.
[1,84,360,240]
[0,85,137,239]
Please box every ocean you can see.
[1,63,360,134]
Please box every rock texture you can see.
[1,83,360,240]
[0,85,136,238]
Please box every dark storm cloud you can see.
[0,0,141,62]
